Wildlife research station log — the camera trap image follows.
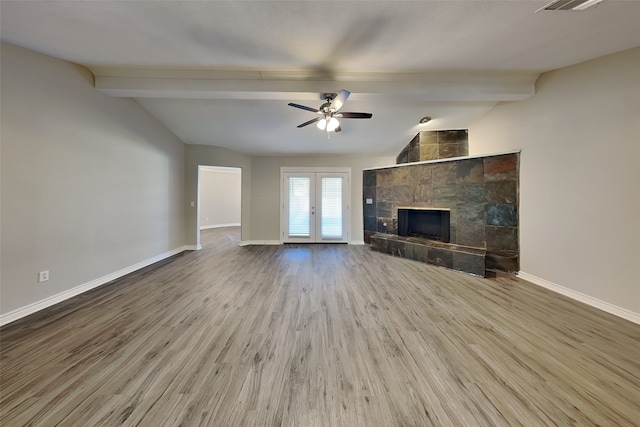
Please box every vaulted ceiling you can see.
[2,1,639,156]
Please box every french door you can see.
[282,170,350,243]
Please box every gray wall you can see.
[183,150,393,245]
[1,43,186,317]
[470,47,640,315]
[199,168,242,228]
[185,145,252,247]
[249,155,394,243]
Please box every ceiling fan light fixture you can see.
[327,117,340,132]
[317,118,327,130]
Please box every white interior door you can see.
[283,171,349,243]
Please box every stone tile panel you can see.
[455,223,485,248]
[388,240,405,257]
[363,170,377,187]
[376,185,392,202]
[364,230,375,244]
[370,235,388,253]
[377,168,394,186]
[392,185,411,205]
[405,242,428,263]
[427,247,454,269]
[419,144,439,161]
[433,185,457,205]
[412,184,433,204]
[408,139,420,163]
[485,181,517,204]
[432,162,457,185]
[437,129,468,143]
[456,158,484,183]
[484,154,518,181]
[363,202,375,218]
[363,185,376,199]
[457,182,485,203]
[376,201,393,218]
[449,224,457,243]
[456,203,485,224]
[485,226,518,252]
[410,164,432,184]
[439,143,460,159]
[418,131,437,145]
[391,167,410,184]
[486,253,519,272]
[396,147,409,164]
[486,204,518,227]
[364,216,377,232]
[458,141,469,157]
[453,252,485,277]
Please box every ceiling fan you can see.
[288,90,373,133]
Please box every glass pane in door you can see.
[288,177,311,236]
[320,176,343,238]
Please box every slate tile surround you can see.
[364,141,520,275]
[396,130,469,164]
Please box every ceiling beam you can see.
[92,68,538,102]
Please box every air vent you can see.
[538,0,604,11]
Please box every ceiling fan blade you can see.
[337,112,373,119]
[297,117,322,128]
[330,89,350,112]
[288,103,319,113]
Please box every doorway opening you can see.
[197,166,242,249]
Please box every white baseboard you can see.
[200,223,241,230]
[239,240,282,246]
[349,240,365,245]
[0,246,189,327]
[184,245,202,251]
[517,271,640,325]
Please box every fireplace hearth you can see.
[398,208,450,243]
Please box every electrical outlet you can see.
[38,270,49,283]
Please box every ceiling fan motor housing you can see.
[319,102,331,113]
[322,93,336,101]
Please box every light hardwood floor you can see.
[1,227,639,426]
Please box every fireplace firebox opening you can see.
[398,208,450,243]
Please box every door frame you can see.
[280,167,351,243]
[196,165,242,250]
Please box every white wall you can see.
[249,155,395,243]
[0,43,186,321]
[470,47,640,317]
[199,168,241,229]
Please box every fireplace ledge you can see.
[370,233,486,277]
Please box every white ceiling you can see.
[2,0,640,156]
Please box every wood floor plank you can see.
[1,226,639,426]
